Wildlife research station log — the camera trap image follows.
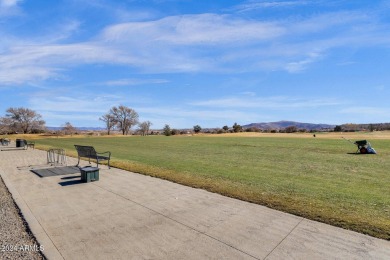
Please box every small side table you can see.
[80,166,99,183]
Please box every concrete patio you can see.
[1,147,389,259]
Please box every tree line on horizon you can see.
[2,106,390,135]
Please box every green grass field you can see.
[34,135,390,240]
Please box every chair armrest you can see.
[97,151,111,157]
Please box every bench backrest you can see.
[74,145,97,157]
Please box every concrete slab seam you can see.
[263,217,304,260]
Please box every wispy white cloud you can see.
[287,10,371,35]
[29,95,116,113]
[221,9,390,71]
[284,52,322,73]
[101,14,284,45]
[41,111,102,126]
[136,106,262,128]
[0,66,61,86]
[241,91,257,97]
[0,0,22,16]
[1,8,390,85]
[337,106,390,123]
[190,95,343,109]
[27,93,122,126]
[115,10,157,22]
[104,78,169,86]
[0,43,144,85]
[234,0,309,12]
[43,20,82,43]
[0,0,21,7]
[28,91,151,115]
[340,107,390,116]
[73,0,158,22]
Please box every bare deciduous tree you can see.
[5,107,45,133]
[99,113,116,135]
[138,121,152,136]
[0,117,13,134]
[62,122,77,136]
[109,105,139,135]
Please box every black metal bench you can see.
[74,145,111,169]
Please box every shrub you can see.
[217,129,225,134]
[334,125,342,132]
[285,126,298,133]
[163,124,171,136]
[193,125,202,133]
[232,123,242,133]
[171,129,180,135]
[245,127,260,132]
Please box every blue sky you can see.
[1,0,390,129]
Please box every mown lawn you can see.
[35,135,390,240]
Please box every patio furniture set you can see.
[7,141,111,183]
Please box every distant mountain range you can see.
[243,121,335,130]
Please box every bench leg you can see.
[76,157,80,167]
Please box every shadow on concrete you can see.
[58,180,84,186]
[61,175,81,180]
